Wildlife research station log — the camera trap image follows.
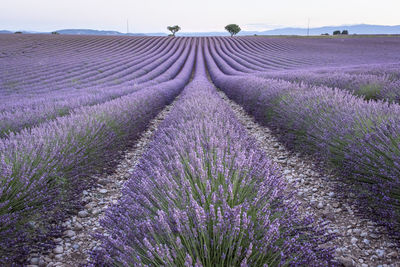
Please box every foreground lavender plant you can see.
[92,47,333,266]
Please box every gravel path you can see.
[218,91,400,267]
[26,100,178,267]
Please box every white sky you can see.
[1,0,399,33]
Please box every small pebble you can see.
[78,210,89,218]
[92,208,101,215]
[64,230,76,237]
[360,231,368,237]
[370,233,379,239]
[362,239,370,246]
[353,228,361,236]
[376,249,385,258]
[74,222,83,231]
[53,246,63,254]
[332,202,340,208]
[30,258,39,265]
[338,256,355,267]
[98,188,108,194]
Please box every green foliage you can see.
[332,30,348,35]
[225,24,241,37]
[356,83,381,100]
[167,25,181,37]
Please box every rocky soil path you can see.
[218,91,400,267]
[26,99,178,267]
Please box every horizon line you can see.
[2,23,400,34]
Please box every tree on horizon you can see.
[225,24,241,37]
[167,25,181,37]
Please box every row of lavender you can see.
[4,36,399,109]
[204,39,400,238]
[257,64,400,103]
[1,37,177,96]
[0,35,300,86]
[1,36,156,92]
[218,36,400,70]
[0,38,193,137]
[3,36,400,98]
[91,47,334,266]
[0,35,288,95]
[0,35,311,138]
[202,37,400,103]
[0,41,195,264]
[6,34,376,98]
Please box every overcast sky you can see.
[1,0,399,33]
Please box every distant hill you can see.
[248,24,400,36]
[182,24,400,36]
[56,29,146,36]
[1,24,399,36]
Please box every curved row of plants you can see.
[0,37,182,108]
[257,69,400,103]
[204,37,400,104]
[0,36,162,93]
[0,39,193,137]
[204,42,400,238]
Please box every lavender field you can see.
[1,34,400,266]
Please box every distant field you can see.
[1,34,400,265]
